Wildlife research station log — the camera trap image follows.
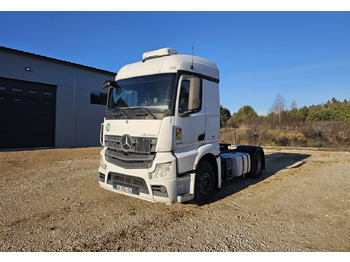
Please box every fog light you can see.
[98,172,105,182]
[149,162,172,179]
[160,186,167,193]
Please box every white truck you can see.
[98,48,265,204]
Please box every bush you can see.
[220,121,350,149]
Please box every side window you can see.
[179,80,190,113]
[91,91,107,105]
[178,76,202,116]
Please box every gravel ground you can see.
[0,147,349,252]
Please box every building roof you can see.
[0,46,116,76]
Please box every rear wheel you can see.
[248,150,263,179]
[194,161,215,205]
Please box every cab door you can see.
[174,75,205,151]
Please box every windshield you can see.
[107,74,176,115]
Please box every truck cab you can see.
[98,48,264,204]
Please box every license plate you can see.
[115,184,133,194]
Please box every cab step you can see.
[177,193,194,203]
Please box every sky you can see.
[1,8,349,115]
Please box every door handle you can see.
[198,134,205,141]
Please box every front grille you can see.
[107,172,149,195]
[105,135,157,169]
[105,135,156,153]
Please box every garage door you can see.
[0,77,56,149]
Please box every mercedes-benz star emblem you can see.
[121,135,132,151]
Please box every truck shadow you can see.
[206,152,312,205]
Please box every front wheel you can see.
[194,161,215,205]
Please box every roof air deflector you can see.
[142,48,178,62]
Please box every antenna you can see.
[190,46,194,69]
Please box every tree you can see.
[291,100,297,110]
[298,106,309,121]
[220,105,231,127]
[270,93,285,125]
[331,97,339,104]
[232,105,258,123]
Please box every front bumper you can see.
[98,149,195,204]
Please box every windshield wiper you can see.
[109,108,129,119]
[133,107,156,119]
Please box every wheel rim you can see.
[198,171,212,195]
[256,154,262,174]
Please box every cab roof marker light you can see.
[142,48,178,62]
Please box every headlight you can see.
[99,156,106,170]
[149,162,172,179]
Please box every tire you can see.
[248,150,263,179]
[194,161,215,205]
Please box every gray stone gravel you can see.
[0,147,349,252]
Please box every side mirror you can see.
[103,80,122,95]
[103,80,115,89]
[188,77,202,112]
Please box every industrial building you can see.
[0,46,116,149]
